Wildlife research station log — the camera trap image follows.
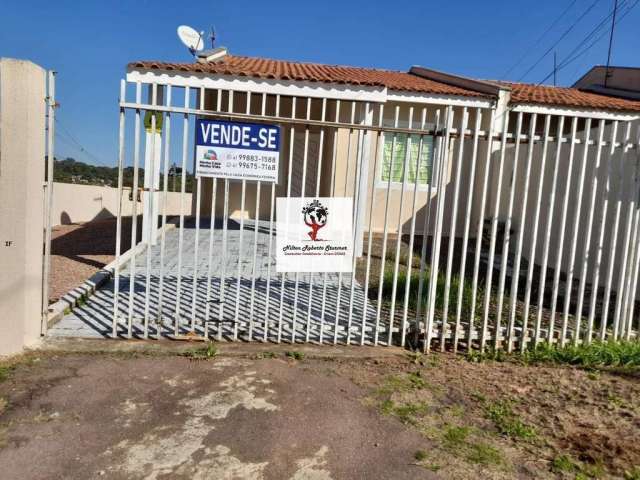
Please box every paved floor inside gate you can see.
[49,219,392,345]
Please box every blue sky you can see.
[1,0,639,167]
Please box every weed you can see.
[443,425,470,447]
[378,372,427,396]
[466,348,506,363]
[180,342,217,360]
[485,400,536,440]
[552,454,578,473]
[414,450,428,461]
[0,366,13,383]
[380,400,429,426]
[64,307,72,315]
[625,467,640,480]
[285,351,305,361]
[521,341,640,369]
[466,442,503,466]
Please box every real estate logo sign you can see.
[276,197,354,273]
[195,119,280,182]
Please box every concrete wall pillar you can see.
[0,58,47,356]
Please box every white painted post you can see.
[142,86,163,246]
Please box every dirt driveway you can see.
[0,345,435,480]
[0,342,638,479]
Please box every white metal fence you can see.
[112,78,640,352]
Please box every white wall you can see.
[0,58,46,356]
[51,182,192,226]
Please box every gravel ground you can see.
[49,217,140,303]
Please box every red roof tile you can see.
[502,81,640,112]
[128,55,640,112]
[128,55,489,98]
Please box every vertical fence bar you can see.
[510,113,538,353]
[347,118,366,345]
[480,110,511,352]
[333,102,357,344]
[190,87,205,332]
[622,195,640,340]
[499,112,524,351]
[548,117,578,346]
[425,106,454,352]
[375,106,400,346]
[575,119,605,344]
[388,107,414,346]
[362,105,384,346]
[248,93,267,341]
[468,109,496,352]
[455,108,483,352]
[291,98,312,343]
[41,72,56,335]
[143,83,158,338]
[415,109,440,336]
[263,94,280,342]
[624,127,640,340]
[537,116,565,344]
[401,107,428,347]
[613,128,636,340]
[174,86,191,336]
[204,89,223,339]
[157,85,172,330]
[441,108,469,351]
[277,96,297,343]
[320,100,341,344]
[590,121,618,342]
[112,79,126,338]
[601,122,631,340]
[306,98,327,343]
[560,118,591,346]
[218,90,234,339]
[526,115,551,345]
[127,82,143,338]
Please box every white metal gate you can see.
[112,78,640,351]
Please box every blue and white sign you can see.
[195,119,281,182]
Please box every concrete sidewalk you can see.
[49,219,390,345]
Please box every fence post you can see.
[0,58,48,355]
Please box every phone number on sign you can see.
[238,154,277,163]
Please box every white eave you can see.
[510,102,640,121]
[126,66,495,108]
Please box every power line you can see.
[501,0,579,79]
[516,0,601,82]
[54,118,112,167]
[537,0,638,84]
[604,0,619,86]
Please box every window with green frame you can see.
[380,133,434,186]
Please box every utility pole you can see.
[605,0,619,87]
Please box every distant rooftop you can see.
[129,55,640,113]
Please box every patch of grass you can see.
[372,268,484,320]
[466,442,503,466]
[485,400,536,440]
[625,467,640,480]
[377,372,428,396]
[285,351,305,361]
[0,366,14,383]
[552,454,578,473]
[521,341,640,369]
[443,425,470,447]
[180,342,217,360]
[380,400,429,426]
[466,348,506,363]
[552,454,605,479]
[414,450,428,461]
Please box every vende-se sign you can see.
[195,119,280,182]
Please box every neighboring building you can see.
[574,65,640,100]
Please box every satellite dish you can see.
[177,25,204,54]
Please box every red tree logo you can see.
[302,200,328,241]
